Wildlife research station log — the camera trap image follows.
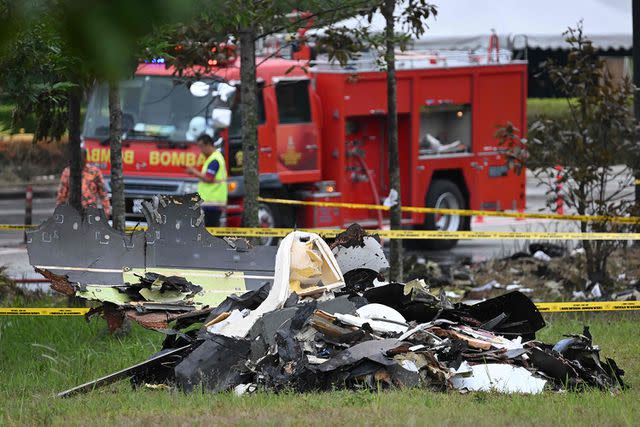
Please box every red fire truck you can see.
[82,49,526,247]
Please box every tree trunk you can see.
[633,0,640,212]
[66,84,84,308]
[109,81,125,232]
[67,84,83,213]
[383,0,403,282]
[239,27,259,228]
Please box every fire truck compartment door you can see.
[471,153,524,212]
[274,79,320,182]
[276,124,320,178]
[342,117,387,224]
[471,71,526,211]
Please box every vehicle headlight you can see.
[182,182,199,194]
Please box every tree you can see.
[157,0,371,228]
[238,25,260,228]
[152,0,432,272]
[0,12,86,213]
[108,82,125,232]
[1,1,193,230]
[382,0,403,282]
[321,0,437,281]
[499,24,640,289]
[50,0,187,231]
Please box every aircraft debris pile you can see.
[27,197,624,397]
[57,278,625,397]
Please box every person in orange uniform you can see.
[56,146,111,216]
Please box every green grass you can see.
[527,98,572,121]
[1,305,639,426]
[0,104,37,134]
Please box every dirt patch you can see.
[405,246,640,302]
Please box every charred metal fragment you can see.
[134,272,203,296]
[330,224,378,249]
[247,296,356,358]
[341,269,381,294]
[464,291,545,341]
[102,303,126,333]
[331,224,389,293]
[57,345,191,398]
[363,283,440,322]
[529,346,579,385]
[316,339,404,372]
[174,335,251,393]
[35,268,75,296]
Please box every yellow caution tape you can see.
[258,197,640,225]
[4,223,640,240]
[0,307,90,316]
[2,196,637,232]
[205,227,640,240]
[1,301,639,315]
[0,224,37,230]
[535,300,640,313]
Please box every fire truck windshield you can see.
[83,75,220,142]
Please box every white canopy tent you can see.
[335,0,631,51]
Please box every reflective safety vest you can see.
[198,150,228,207]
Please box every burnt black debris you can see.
[57,285,625,397]
[330,223,379,249]
[529,243,565,258]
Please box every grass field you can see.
[0,305,638,427]
[527,98,572,120]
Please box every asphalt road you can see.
[0,168,635,280]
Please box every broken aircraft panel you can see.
[26,195,277,307]
[27,205,145,284]
[330,224,389,293]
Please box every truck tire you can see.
[258,202,294,246]
[422,179,466,250]
[257,203,277,246]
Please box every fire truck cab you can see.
[82,49,526,248]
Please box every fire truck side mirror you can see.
[190,81,210,97]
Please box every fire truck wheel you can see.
[423,179,466,249]
[258,203,278,246]
[257,202,294,246]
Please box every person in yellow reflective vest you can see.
[186,132,228,227]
